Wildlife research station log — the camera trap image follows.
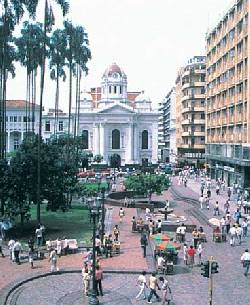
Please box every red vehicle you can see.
[78,170,95,178]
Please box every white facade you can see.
[6,100,40,152]
[75,63,159,166]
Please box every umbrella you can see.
[151,233,170,242]
[209,218,221,227]
[158,241,181,251]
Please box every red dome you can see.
[103,63,124,77]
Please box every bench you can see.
[67,239,78,253]
[46,239,78,254]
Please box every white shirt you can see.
[220,218,226,226]
[145,208,150,214]
[35,228,42,238]
[13,242,22,251]
[8,239,15,250]
[95,238,101,247]
[229,227,236,236]
[137,274,147,287]
[241,252,250,261]
[157,256,165,268]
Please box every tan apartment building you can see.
[206,0,250,187]
[175,56,206,167]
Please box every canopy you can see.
[151,233,171,242]
[209,218,220,227]
[158,241,181,251]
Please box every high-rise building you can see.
[160,88,177,163]
[206,0,250,187]
[158,101,165,161]
[175,56,206,167]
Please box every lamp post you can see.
[101,187,106,244]
[88,206,99,305]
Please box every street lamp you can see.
[88,206,99,305]
[101,187,106,244]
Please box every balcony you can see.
[193,144,205,149]
[193,119,205,124]
[182,119,191,125]
[193,106,205,112]
[182,131,191,137]
[193,131,205,137]
[182,107,193,114]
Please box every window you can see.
[10,116,13,122]
[14,139,19,150]
[45,121,50,132]
[82,130,88,149]
[112,129,120,149]
[59,121,63,132]
[109,86,111,94]
[142,130,148,149]
[120,86,122,94]
[114,86,117,94]
[13,116,17,122]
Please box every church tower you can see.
[98,63,128,107]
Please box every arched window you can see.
[142,130,148,149]
[112,129,120,149]
[82,130,89,149]
[109,86,111,94]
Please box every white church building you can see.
[76,63,159,166]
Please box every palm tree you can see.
[34,0,69,223]
[0,0,39,159]
[49,28,67,137]
[15,21,44,137]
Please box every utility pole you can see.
[209,256,213,305]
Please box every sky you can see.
[8,0,233,111]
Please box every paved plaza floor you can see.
[1,178,250,305]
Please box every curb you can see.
[0,267,156,305]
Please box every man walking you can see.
[241,249,250,276]
[95,265,104,296]
[147,272,161,303]
[13,240,22,264]
[140,232,148,258]
[159,277,171,305]
[135,270,147,300]
[229,225,237,246]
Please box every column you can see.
[151,123,158,164]
[126,123,134,164]
[99,123,105,161]
[7,132,10,153]
[133,124,139,163]
[93,124,100,155]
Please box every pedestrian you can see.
[119,207,125,223]
[236,225,243,245]
[113,225,120,241]
[149,220,154,236]
[156,220,162,234]
[95,235,102,256]
[28,237,34,268]
[13,240,22,265]
[192,228,199,249]
[95,265,104,296]
[82,264,91,296]
[56,238,62,257]
[228,187,231,199]
[183,243,188,265]
[196,242,203,265]
[105,235,113,258]
[234,209,241,224]
[205,197,210,210]
[199,195,204,209]
[242,218,248,238]
[220,216,226,235]
[187,245,196,268]
[216,184,220,195]
[214,201,220,216]
[131,216,137,232]
[147,272,161,303]
[225,215,231,234]
[135,270,147,300]
[159,277,172,305]
[229,225,237,246]
[207,189,211,199]
[8,239,15,261]
[124,196,128,207]
[241,249,250,276]
[48,248,58,272]
[0,236,5,257]
[140,232,148,258]
[35,225,43,246]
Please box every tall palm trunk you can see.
[37,0,48,223]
